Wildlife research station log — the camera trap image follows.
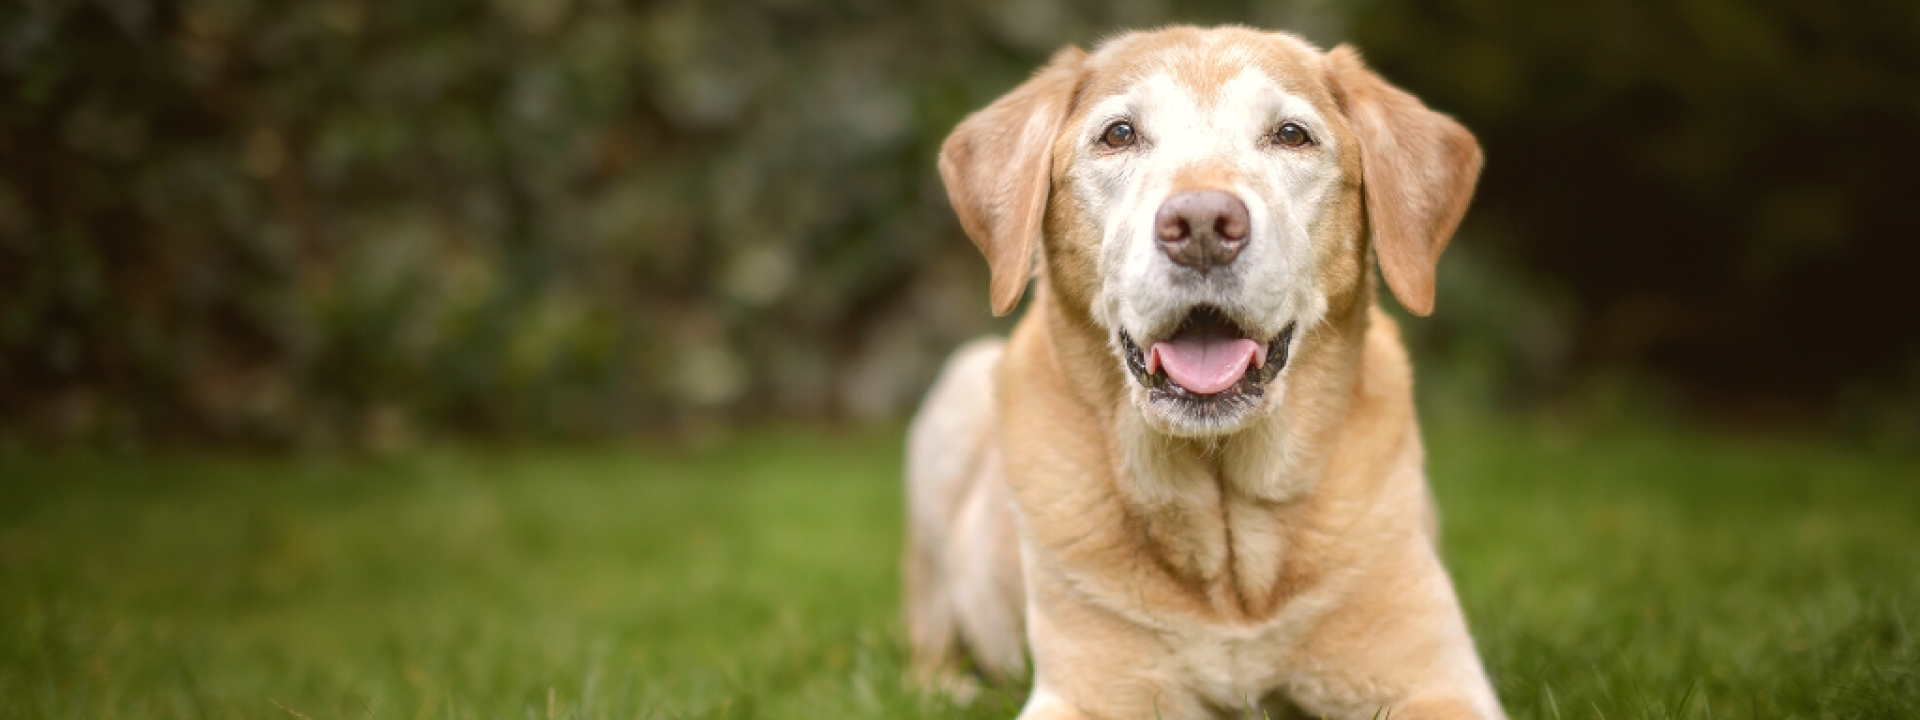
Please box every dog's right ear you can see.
[938,47,1087,316]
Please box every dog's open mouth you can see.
[1121,307,1296,405]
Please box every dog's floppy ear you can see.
[1326,46,1483,317]
[939,46,1087,316]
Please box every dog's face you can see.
[941,27,1481,437]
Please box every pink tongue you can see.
[1148,337,1264,395]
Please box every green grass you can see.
[1,417,1915,719]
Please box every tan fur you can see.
[940,47,1089,316]
[908,26,1500,720]
[1325,47,1484,317]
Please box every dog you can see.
[904,26,1502,720]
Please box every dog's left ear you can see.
[1326,45,1483,317]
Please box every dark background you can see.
[4,0,1917,449]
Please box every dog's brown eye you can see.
[1101,121,1137,149]
[1275,122,1312,148]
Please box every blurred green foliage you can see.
[2,0,1915,446]
[0,0,1338,446]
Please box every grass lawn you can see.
[1,416,1915,719]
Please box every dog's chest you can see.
[1126,481,1342,706]
[1130,468,1319,618]
[1156,585,1340,709]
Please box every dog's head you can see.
[941,26,1481,437]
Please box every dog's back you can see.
[904,338,1026,687]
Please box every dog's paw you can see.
[908,664,983,705]
[1390,697,1503,720]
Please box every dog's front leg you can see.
[1015,571,1215,720]
[1017,672,1217,720]
[1014,686,1091,720]
[1281,541,1505,720]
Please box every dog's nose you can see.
[1154,190,1250,272]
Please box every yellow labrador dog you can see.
[904,26,1502,720]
